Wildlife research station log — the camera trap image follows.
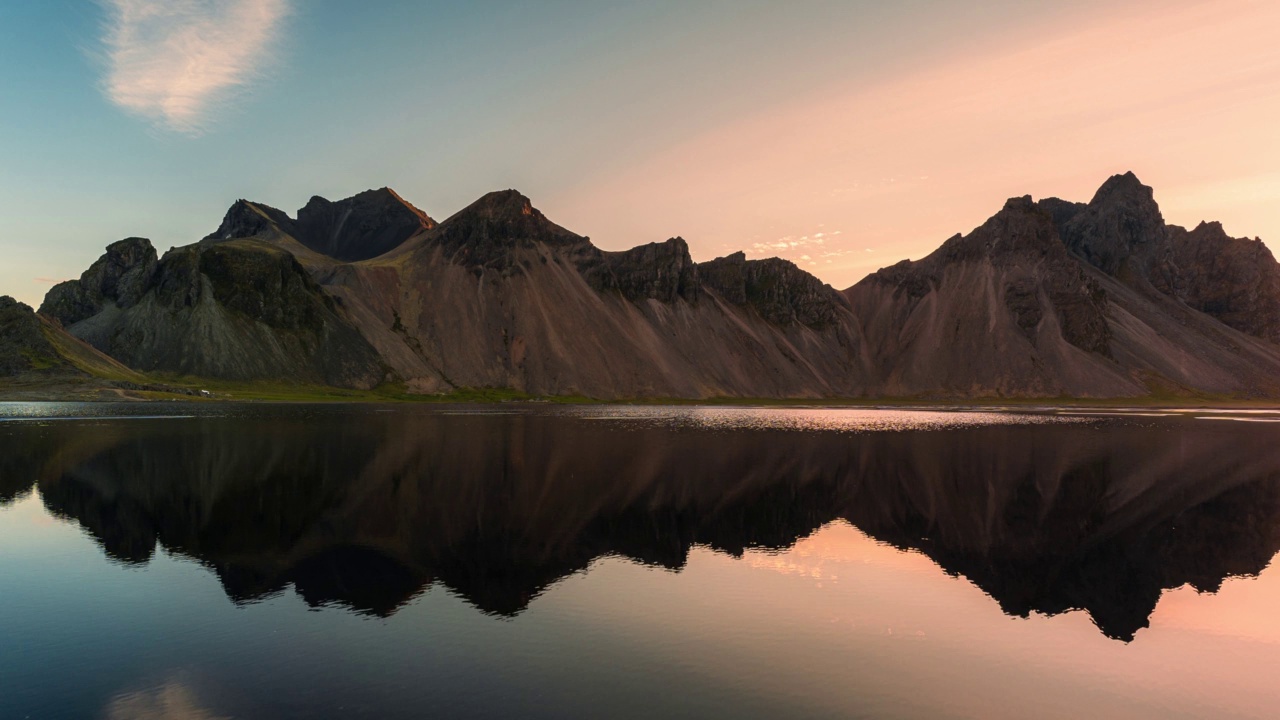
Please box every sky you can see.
[2,0,1278,307]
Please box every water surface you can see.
[2,403,1279,719]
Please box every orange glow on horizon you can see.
[555,0,1280,290]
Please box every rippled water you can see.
[2,403,1279,719]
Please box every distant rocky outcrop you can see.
[0,296,65,376]
[1059,172,1167,279]
[1,295,144,391]
[581,237,702,303]
[41,238,157,325]
[203,200,296,244]
[293,188,435,262]
[1154,222,1280,343]
[203,189,434,264]
[424,189,585,271]
[700,252,849,328]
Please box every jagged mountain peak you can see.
[40,236,159,325]
[467,189,535,215]
[1191,220,1228,237]
[581,236,701,304]
[105,236,156,259]
[1090,170,1151,201]
[1036,197,1087,228]
[446,189,558,230]
[1002,194,1036,211]
[203,199,294,243]
[429,190,584,270]
[293,187,436,262]
[300,187,432,220]
[1062,172,1166,276]
[202,190,436,263]
[1157,219,1280,343]
[699,251,847,328]
[918,194,1064,268]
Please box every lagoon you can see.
[2,404,1278,719]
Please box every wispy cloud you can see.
[99,0,290,134]
[748,229,845,264]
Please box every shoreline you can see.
[3,379,1280,410]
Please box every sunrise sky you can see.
[2,0,1278,307]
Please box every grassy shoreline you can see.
[3,375,1280,409]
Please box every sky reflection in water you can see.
[1,403,1278,719]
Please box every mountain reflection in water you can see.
[3,405,1278,643]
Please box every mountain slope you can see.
[202,188,435,263]
[847,175,1280,397]
[0,295,148,393]
[1053,172,1280,343]
[306,191,870,398]
[847,197,1136,397]
[41,238,385,388]
[292,188,435,262]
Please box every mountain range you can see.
[5,172,1280,400]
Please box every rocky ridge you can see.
[20,173,1280,399]
[0,296,67,376]
[41,238,385,388]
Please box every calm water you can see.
[2,403,1280,719]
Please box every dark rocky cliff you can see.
[581,237,702,303]
[699,252,847,328]
[1047,172,1280,346]
[293,188,435,262]
[0,297,65,376]
[848,181,1280,398]
[847,197,1121,396]
[41,238,157,325]
[425,189,585,271]
[203,189,434,264]
[1154,222,1280,343]
[1059,172,1167,279]
[43,238,384,388]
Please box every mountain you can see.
[1,296,69,377]
[291,188,436,262]
[22,174,1280,400]
[848,174,1280,397]
[202,188,435,263]
[40,237,385,389]
[0,295,146,392]
[297,189,869,398]
[1047,173,1280,345]
[847,197,1126,396]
